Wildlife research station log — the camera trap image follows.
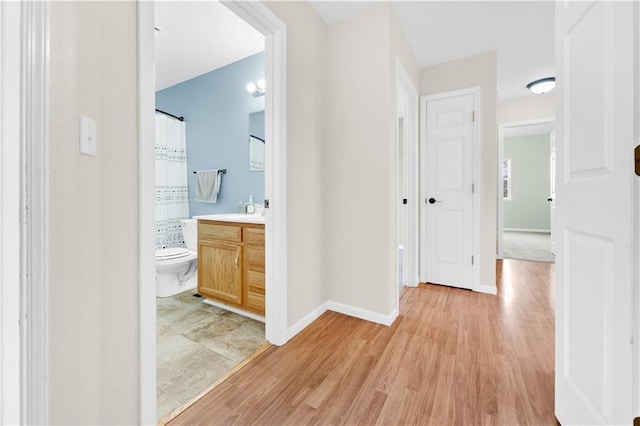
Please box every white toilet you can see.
[155,218,198,297]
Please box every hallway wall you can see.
[49,2,139,423]
[264,2,328,328]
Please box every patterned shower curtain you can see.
[155,113,190,249]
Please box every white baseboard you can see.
[326,301,398,326]
[504,228,550,233]
[475,284,498,295]
[286,302,329,341]
[284,300,400,343]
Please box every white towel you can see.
[194,170,222,203]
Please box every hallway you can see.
[169,259,555,425]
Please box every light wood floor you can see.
[169,259,556,425]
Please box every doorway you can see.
[137,1,287,423]
[497,119,555,263]
[395,58,419,299]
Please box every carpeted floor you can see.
[503,231,555,263]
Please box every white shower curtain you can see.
[155,113,190,249]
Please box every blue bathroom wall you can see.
[156,52,265,217]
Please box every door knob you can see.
[427,197,441,204]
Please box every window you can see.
[502,158,512,200]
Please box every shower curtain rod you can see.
[250,134,265,143]
[155,108,184,121]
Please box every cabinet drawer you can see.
[245,227,265,246]
[247,270,265,294]
[246,245,265,271]
[246,291,265,313]
[198,222,241,242]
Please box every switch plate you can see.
[80,115,96,156]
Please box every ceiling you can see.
[154,1,264,91]
[155,1,554,102]
[311,1,555,102]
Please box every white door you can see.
[549,130,556,255]
[424,93,474,289]
[555,1,635,424]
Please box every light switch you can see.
[80,115,97,156]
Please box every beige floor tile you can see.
[157,334,200,366]
[200,323,268,363]
[156,385,182,420]
[156,292,268,422]
[179,316,243,343]
[157,345,236,404]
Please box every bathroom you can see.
[153,1,268,422]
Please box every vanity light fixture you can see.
[246,79,266,97]
[527,77,556,95]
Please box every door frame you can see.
[395,57,419,297]
[1,1,50,424]
[419,86,480,291]
[137,1,288,423]
[496,118,555,258]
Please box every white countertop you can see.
[193,213,265,224]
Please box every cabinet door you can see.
[198,240,243,305]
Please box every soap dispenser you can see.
[246,195,255,214]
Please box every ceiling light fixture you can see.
[246,79,265,97]
[527,77,556,95]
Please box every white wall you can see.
[49,2,139,423]
[497,93,555,124]
[420,52,498,291]
[325,4,394,316]
[264,2,327,328]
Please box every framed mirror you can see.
[249,110,265,172]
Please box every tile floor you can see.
[156,290,268,423]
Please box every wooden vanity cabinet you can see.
[197,220,265,315]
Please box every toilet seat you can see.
[156,247,191,260]
[156,248,197,266]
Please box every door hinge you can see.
[635,145,640,176]
[471,183,475,194]
[471,255,474,265]
[472,111,476,122]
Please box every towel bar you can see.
[193,169,226,174]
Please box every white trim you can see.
[138,1,288,422]
[1,1,50,423]
[286,302,328,341]
[20,1,50,424]
[497,117,555,259]
[632,0,640,417]
[326,301,398,326]
[221,0,288,347]
[504,228,551,233]
[202,299,265,323]
[395,58,420,296]
[287,299,402,340]
[475,285,498,295]
[137,2,156,424]
[1,2,23,423]
[419,86,481,293]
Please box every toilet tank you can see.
[181,219,198,250]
